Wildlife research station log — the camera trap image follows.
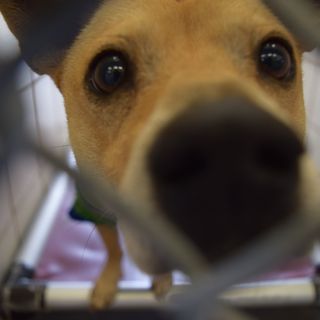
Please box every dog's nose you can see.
[148,97,304,262]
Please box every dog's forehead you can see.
[91,0,269,22]
[70,0,291,61]
[82,0,287,40]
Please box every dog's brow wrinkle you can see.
[109,34,141,49]
[116,34,135,44]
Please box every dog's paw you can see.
[90,281,118,310]
[152,273,173,300]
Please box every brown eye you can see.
[89,51,127,94]
[258,39,295,81]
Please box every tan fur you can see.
[91,225,122,309]
[1,0,320,309]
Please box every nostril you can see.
[149,144,209,185]
[254,135,303,179]
[255,143,294,175]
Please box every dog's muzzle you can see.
[148,96,304,262]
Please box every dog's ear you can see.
[263,0,320,51]
[299,0,320,51]
[0,1,103,78]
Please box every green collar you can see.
[69,193,117,227]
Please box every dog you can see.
[1,0,320,310]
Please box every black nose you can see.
[148,97,304,262]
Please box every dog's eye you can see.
[258,40,294,81]
[89,51,127,94]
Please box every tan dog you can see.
[1,0,320,310]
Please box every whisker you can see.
[81,225,97,261]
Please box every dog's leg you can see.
[91,225,122,309]
[152,273,173,300]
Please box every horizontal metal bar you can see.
[45,281,157,310]
[222,278,316,307]
[1,278,317,313]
